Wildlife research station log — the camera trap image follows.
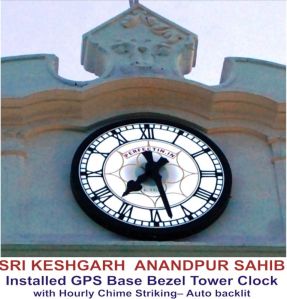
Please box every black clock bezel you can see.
[70,113,232,240]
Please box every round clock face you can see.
[71,116,232,240]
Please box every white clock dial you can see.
[71,117,232,240]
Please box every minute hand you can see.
[152,173,173,219]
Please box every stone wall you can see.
[1,55,286,256]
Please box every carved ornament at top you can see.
[120,10,184,44]
[81,4,198,78]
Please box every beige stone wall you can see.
[1,67,285,256]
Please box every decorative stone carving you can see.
[81,4,197,78]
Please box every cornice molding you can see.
[2,77,285,141]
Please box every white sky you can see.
[1,0,286,85]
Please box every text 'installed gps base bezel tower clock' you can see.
[70,115,232,240]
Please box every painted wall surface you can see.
[1,62,285,256]
[1,4,285,256]
[1,129,285,246]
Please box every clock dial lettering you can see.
[172,130,184,144]
[93,186,113,202]
[118,202,134,220]
[81,170,103,177]
[88,147,109,158]
[111,130,128,145]
[150,209,162,227]
[191,148,211,158]
[194,187,213,201]
[180,205,194,220]
[200,170,222,177]
[140,124,155,139]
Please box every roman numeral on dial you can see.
[81,170,103,177]
[194,188,213,201]
[180,205,194,220]
[93,186,113,202]
[150,210,162,227]
[200,171,222,177]
[87,147,109,158]
[140,124,155,139]
[111,130,128,145]
[172,130,184,144]
[191,148,211,158]
[118,202,133,220]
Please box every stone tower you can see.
[1,2,285,256]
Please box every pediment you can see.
[81,4,198,78]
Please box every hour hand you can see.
[122,172,149,197]
[122,180,142,196]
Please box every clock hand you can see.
[155,157,169,169]
[142,151,154,163]
[143,151,168,172]
[122,151,170,203]
[122,172,149,196]
[143,152,172,218]
[151,172,173,219]
[123,151,157,196]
